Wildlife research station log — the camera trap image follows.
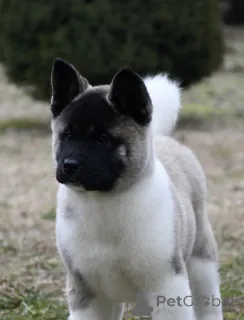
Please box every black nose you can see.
[63,158,79,175]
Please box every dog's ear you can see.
[109,68,151,125]
[51,58,89,117]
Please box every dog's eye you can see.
[96,133,110,145]
[64,130,72,141]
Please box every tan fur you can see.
[155,135,218,263]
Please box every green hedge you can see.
[224,0,244,24]
[0,0,223,99]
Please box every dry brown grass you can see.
[0,65,49,122]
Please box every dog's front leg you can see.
[147,272,196,320]
[66,272,124,320]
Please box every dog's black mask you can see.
[55,91,126,191]
[50,58,151,191]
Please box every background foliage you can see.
[0,0,223,99]
[223,0,244,24]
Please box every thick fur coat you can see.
[50,59,223,320]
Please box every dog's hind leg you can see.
[187,256,223,320]
[146,268,196,320]
[187,216,223,320]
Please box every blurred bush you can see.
[223,0,244,24]
[0,0,223,100]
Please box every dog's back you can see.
[155,135,218,263]
[144,74,218,264]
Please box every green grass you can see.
[1,257,243,320]
[0,239,17,254]
[41,208,56,221]
[0,118,49,133]
[179,103,242,129]
[0,285,68,320]
[220,256,244,319]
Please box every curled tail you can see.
[144,74,181,136]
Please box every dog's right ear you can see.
[50,58,89,117]
[109,68,151,126]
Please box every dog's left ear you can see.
[51,58,89,117]
[109,68,152,126]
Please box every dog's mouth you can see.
[56,169,85,188]
[56,167,116,192]
[55,168,76,184]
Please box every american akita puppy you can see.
[50,58,223,320]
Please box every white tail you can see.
[144,74,181,136]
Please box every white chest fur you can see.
[56,160,175,302]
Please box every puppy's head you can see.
[51,58,153,192]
